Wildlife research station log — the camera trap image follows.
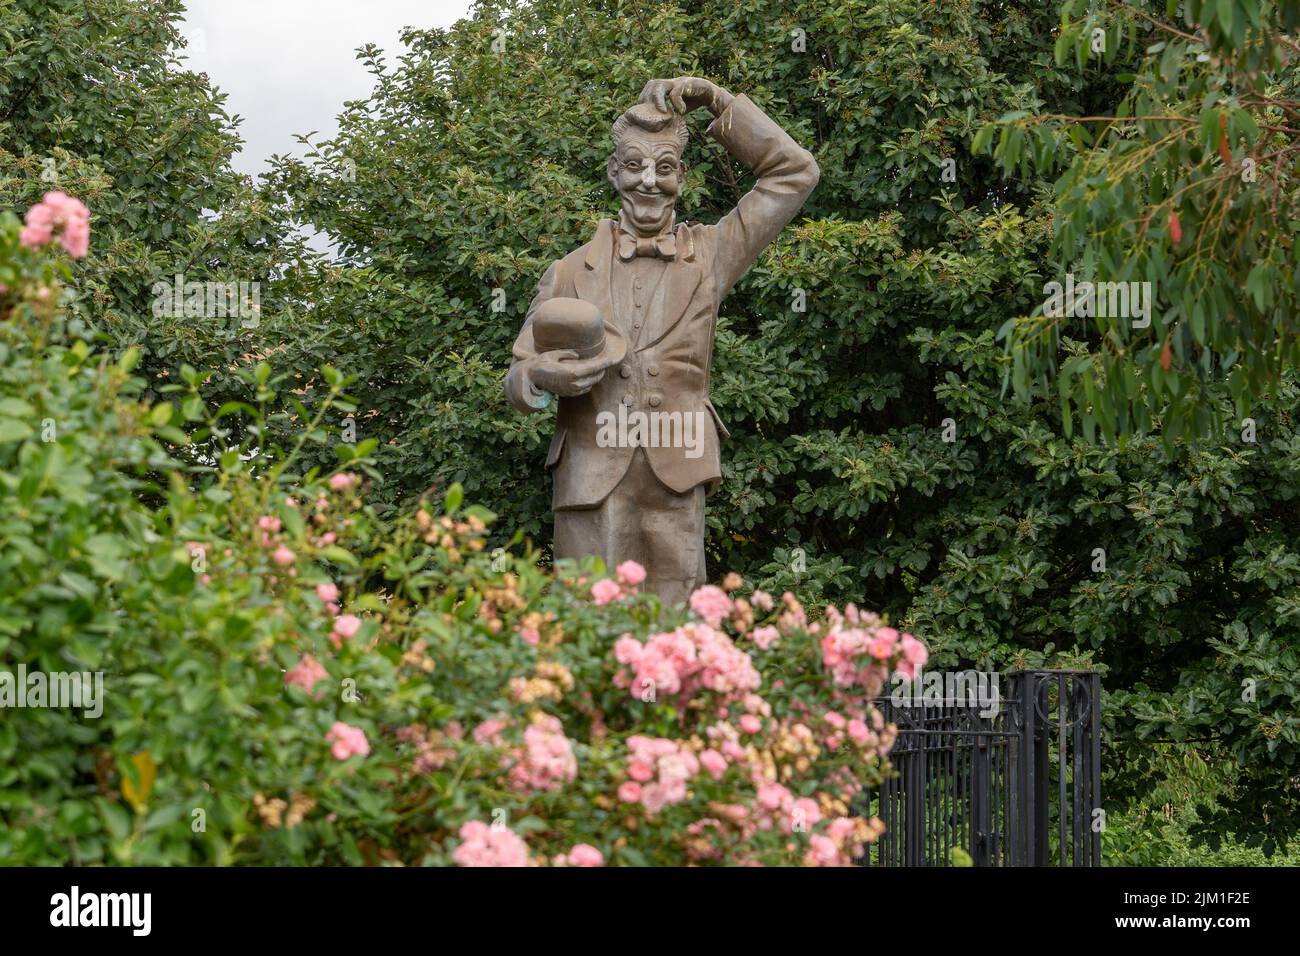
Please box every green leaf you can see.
[0,418,34,443]
[1217,0,1234,34]
[445,482,464,514]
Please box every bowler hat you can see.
[531,297,627,370]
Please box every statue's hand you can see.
[529,350,607,397]
[639,76,731,116]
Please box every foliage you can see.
[978,0,1300,442]
[1102,743,1300,864]
[0,0,313,426]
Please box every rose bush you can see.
[0,200,924,866]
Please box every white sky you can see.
[180,0,473,178]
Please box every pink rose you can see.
[20,224,51,248]
[847,719,871,745]
[700,749,727,780]
[60,219,89,258]
[316,582,340,603]
[739,714,762,734]
[20,192,91,258]
[565,844,604,867]
[453,821,528,867]
[328,472,357,491]
[901,633,928,668]
[789,797,823,833]
[689,585,733,627]
[325,721,369,760]
[618,781,642,803]
[757,782,791,811]
[615,560,647,586]
[272,545,296,566]
[590,578,622,605]
[332,613,362,638]
[284,655,329,696]
[26,203,55,228]
[868,637,895,660]
[472,718,508,746]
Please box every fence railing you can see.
[861,669,1102,867]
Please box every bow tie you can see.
[618,231,677,261]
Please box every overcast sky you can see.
[180,0,473,179]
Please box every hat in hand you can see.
[531,297,627,370]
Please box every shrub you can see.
[0,201,924,866]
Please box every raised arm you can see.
[639,76,820,297]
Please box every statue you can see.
[505,76,819,604]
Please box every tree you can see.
[0,0,310,417]
[978,0,1300,443]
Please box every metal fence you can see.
[861,670,1102,867]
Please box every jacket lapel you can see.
[575,219,615,321]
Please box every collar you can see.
[609,212,695,262]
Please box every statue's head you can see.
[607,102,687,238]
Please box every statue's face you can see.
[609,130,684,237]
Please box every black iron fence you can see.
[862,669,1102,867]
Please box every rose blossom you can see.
[590,578,622,605]
[615,560,646,586]
[452,820,528,867]
[20,191,91,258]
[330,613,363,648]
[325,721,369,760]
[618,782,643,803]
[284,654,329,696]
[564,844,604,867]
[700,749,728,780]
[750,625,780,650]
[688,584,733,627]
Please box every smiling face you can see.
[608,130,685,238]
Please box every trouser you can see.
[553,449,706,606]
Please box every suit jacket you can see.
[505,94,819,510]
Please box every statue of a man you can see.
[505,76,819,603]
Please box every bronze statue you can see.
[505,76,819,603]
